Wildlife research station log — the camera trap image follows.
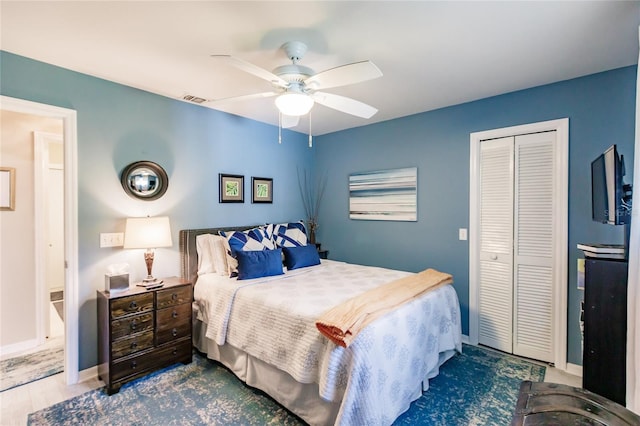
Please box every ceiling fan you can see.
[209,41,383,128]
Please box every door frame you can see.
[469,118,569,370]
[1,95,79,384]
[34,131,64,345]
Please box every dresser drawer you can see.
[111,311,154,340]
[111,338,191,382]
[111,331,154,359]
[110,292,154,319]
[157,285,192,310]
[156,303,191,345]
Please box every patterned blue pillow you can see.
[272,221,307,247]
[220,224,276,253]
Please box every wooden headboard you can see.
[179,225,258,283]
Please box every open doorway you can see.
[0,115,65,390]
[0,96,79,386]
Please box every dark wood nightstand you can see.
[97,276,193,395]
[314,242,329,259]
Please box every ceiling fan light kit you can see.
[275,92,314,116]
[211,41,383,129]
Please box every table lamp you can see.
[123,216,172,285]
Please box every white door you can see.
[47,166,65,293]
[513,133,555,362]
[478,137,515,353]
[478,132,556,363]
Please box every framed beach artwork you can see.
[349,167,417,221]
[252,177,273,204]
[219,173,244,203]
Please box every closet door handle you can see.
[490,254,498,260]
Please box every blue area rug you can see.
[1,339,64,392]
[27,344,545,425]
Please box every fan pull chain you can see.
[278,112,282,144]
[308,111,313,148]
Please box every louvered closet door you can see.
[478,137,514,352]
[513,132,555,363]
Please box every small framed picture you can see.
[219,173,244,203]
[252,177,273,204]
[0,167,16,211]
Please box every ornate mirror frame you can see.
[120,161,168,201]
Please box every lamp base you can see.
[136,280,164,290]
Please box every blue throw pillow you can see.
[235,248,284,280]
[283,245,321,270]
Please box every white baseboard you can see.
[78,365,99,383]
[461,334,470,344]
[0,338,39,357]
[565,362,583,377]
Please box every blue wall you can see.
[1,50,636,369]
[1,51,313,370]
[314,65,636,366]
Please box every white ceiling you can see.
[1,1,638,136]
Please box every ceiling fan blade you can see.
[281,114,299,129]
[208,91,279,105]
[311,92,378,119]
[305,60,382,90]
[211,55,289,88]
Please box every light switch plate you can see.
[100,232,124,248]
[458,228,468,241]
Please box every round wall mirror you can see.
[120,161,168,201]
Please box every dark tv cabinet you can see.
[583,257,628,405]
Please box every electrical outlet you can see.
[458,228,468,241]
[100,232,124,248]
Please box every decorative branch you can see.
[297,168,328,236]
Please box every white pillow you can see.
[196,234,230,276]
[209,234,231,276]
[196,234,215,276]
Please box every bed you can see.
[179,225,462,425]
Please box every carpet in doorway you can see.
[27,344,544,425]
[0,338,64,392]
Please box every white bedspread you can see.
[194,259,462,425]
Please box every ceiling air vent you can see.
[182,94,207,104]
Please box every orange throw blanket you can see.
[315,268,453,348]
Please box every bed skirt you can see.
[193,315,457,425]
[193,317,342,425]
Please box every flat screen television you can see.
[591,144,632,225]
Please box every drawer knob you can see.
[172,348,178,355]
[131,320,137,331]
[131,342,138,349]
[130,301,137,309]
[131,360,137,369]
[172,328,178,337]
[172,310,178,319]
[172,293,178,301]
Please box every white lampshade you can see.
[123,216,172,249]
[275,92,314,116]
